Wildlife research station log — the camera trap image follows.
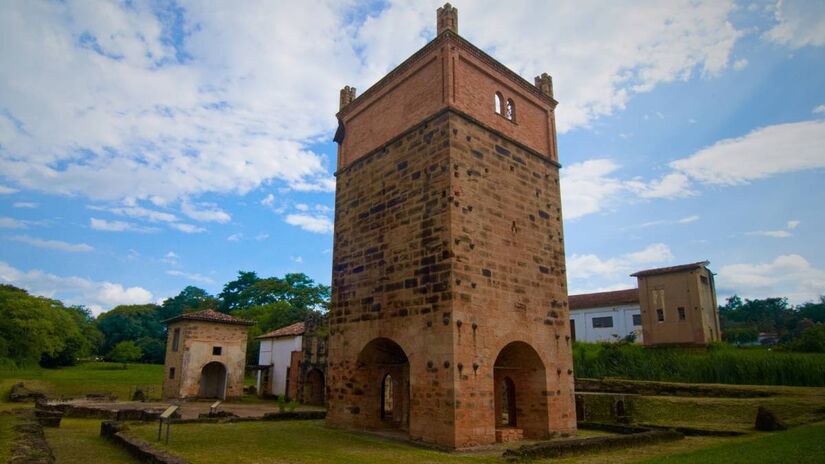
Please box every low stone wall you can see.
[9,420,55,464]
[100,421,189,464]
[502,429,683,460]
[37,401,172,421]
[173,410,326,425]
[575,392,636,423]
[575,378,775,398]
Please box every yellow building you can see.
[633,261,721,346]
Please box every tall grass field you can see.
[573,342,825,387]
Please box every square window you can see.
[212,346,222,356]
[632,314,642,326]
[678,307,686,320]
[169,367,175,379]
[592,316,614,328]
[656,308,665,322]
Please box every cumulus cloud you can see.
[0,185,18,194]
[180,200,231,223]
[814,104,825,114]
[168,223,206,234]
[90,217,157,233]
[9,235,94,253]
[567,243,674,281]
[0,261,153,315]
[161,251,179,266]
[13,202,37,208]
[561,159,626,219]
[285,213,334,234]
[227,233,243,242]
[746,219,800,238]
[765,0,825,48]
[0,217,28,229]
[670,120,825,185]
[627,173,694,199]
[261,194,275,207]
[717,254,825,304]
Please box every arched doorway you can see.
[357,338,410,431]
[493,341,548,439]
[303,369,325,406]
[199,361,227,399]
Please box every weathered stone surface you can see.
[503,429,683,460]
[33,409,63,428]
[10,421,54,464]
[755,406,787,431]
[132,388,146,402]
[9,383,46,402]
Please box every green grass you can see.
[574,342,825,387]
[636,421,825,463]
[128,420,504,464]
[44,418,137,463]
[0,361,163,402]
[0,414,17,462]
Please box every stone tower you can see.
[327,4,576,448]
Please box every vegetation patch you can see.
[503,429,684,461]
[44,418,136,464]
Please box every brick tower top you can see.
[334,3,558,171]
[437,3,458,35]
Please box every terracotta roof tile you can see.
[162,309,254,326]
[568,288,639,310]
[257,321,305,339]
[630,260,710,277]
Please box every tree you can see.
[219,271,260,313]
[158,286,219,321]
[785,325,825,353]
[107,341,143,368]
[96,304,164,356]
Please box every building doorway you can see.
[356,338,410,431]
[303,369,325,406]
[199,361,227,399]
[493,341,549,438]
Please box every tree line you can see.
[720,295,825,352]
[0,271,329,368]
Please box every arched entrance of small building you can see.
[493,341,548,439]
[199,361,227,399]
[303,368,325,406]
[357,338,410,431]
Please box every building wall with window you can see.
[634,261,721,346]
[569,304,642,343]
[256,322,304,398]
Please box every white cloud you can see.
[637,215,700,228]
[165,269,214,285]
[0,217,28,229]
[717,254,825,304]
[255,233,269,241]
[261,194,275,207]
[765,0,825,48]
[0,261,153,314]
[814,104,825,114]
[227,233,243,242]
[92,205,177,223]
[627,172,694,199]
[161,251,179,265]
[787,220,800,229]
[671,120,825,185]
[290,256,304,264]
[0,185,18,194]
[10,235,93,253]
[285,213,334,234]
[295,204,310,212]
[168,223,206,234]
[180,200,231,223]
[746,230,792,238]
[732,58,748,70]
[90,217,156,233]
[568,243,674,280]
[561,159,626,219]
[12,202,37,208]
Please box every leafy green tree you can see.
[219,271,260,312]
[107,340,143,368]
[785,325,825,353]
[158,286,219,321]
[96,304,163,355]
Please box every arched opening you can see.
[357,338,410,431]
[199,361,227,399]
[303,369,325,406]
[495,92,503,114]
[493,341,548,439]
[505,98,515,121]
[499,377,517,426]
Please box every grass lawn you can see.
[637,421,825,463]
[0,362,164,402]
[44,418,136,463]
[0,414,18,462]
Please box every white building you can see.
[568,289,643,343]
[256,322,304,398]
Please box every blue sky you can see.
[1,0,824,314]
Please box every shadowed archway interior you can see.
[493,341,548,438]
[199,361,227,399]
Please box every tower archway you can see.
[356,338,410,431]
[199,361,227,399]
[493,341,549,438]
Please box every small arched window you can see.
[494,92,503,115]
[505,99,515,121]
[381,373,394,419]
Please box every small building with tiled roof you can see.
[161,309,253,401]
[567,260,721,346]
[568,289,643,343]
[255,321,305,399]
